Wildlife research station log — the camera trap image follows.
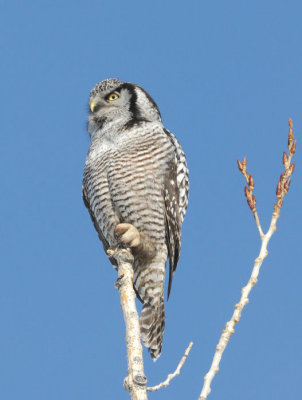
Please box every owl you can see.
[82,78,189,360]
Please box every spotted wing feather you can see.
[164,129,189,222]
[164,129,189,298]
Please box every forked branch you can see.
[198,119,296,400]
[111,246,193,399]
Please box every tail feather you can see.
[140,299,165,360]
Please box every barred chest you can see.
[86,121,174,177]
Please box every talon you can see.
[115,223,141,247]
[107,246,116,257]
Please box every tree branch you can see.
[147,341,193,392]
[110,243,193,399]
[111,246,148,400]
[198,118,296,400]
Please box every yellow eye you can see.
[108,92,119,101]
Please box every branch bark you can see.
[111,244,193,399]
[112,246,148,400]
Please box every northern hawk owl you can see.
[82,78,189,359]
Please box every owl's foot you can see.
[115,223,141,247]
[106,246,116,257]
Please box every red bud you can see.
[276,181,282,197]
[237,159,243,171]
[290,140,296,155]
[249,175,254,189]
[288,118,294,145]
[289,162,295,174]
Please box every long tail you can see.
[140,298,165,360]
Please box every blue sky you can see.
[1,1,302,399]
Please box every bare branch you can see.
[147,342,193,392]
[111,246,148,400]
[110,242,193,398]
[198,119,296,400]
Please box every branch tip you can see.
[147,342,193,392]
[237,159,243,172]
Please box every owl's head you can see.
[88,78,162,135]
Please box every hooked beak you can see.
[90,101,96,112]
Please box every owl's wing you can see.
[164,129,189,299]
[164,129,189,223]
[164,160,181,299]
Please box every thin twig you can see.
[147,342,194,392]
[199,119,296,400]
[110,246,148,400]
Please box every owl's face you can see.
[88,78,162,136]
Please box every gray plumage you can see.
[82,78,189,359]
